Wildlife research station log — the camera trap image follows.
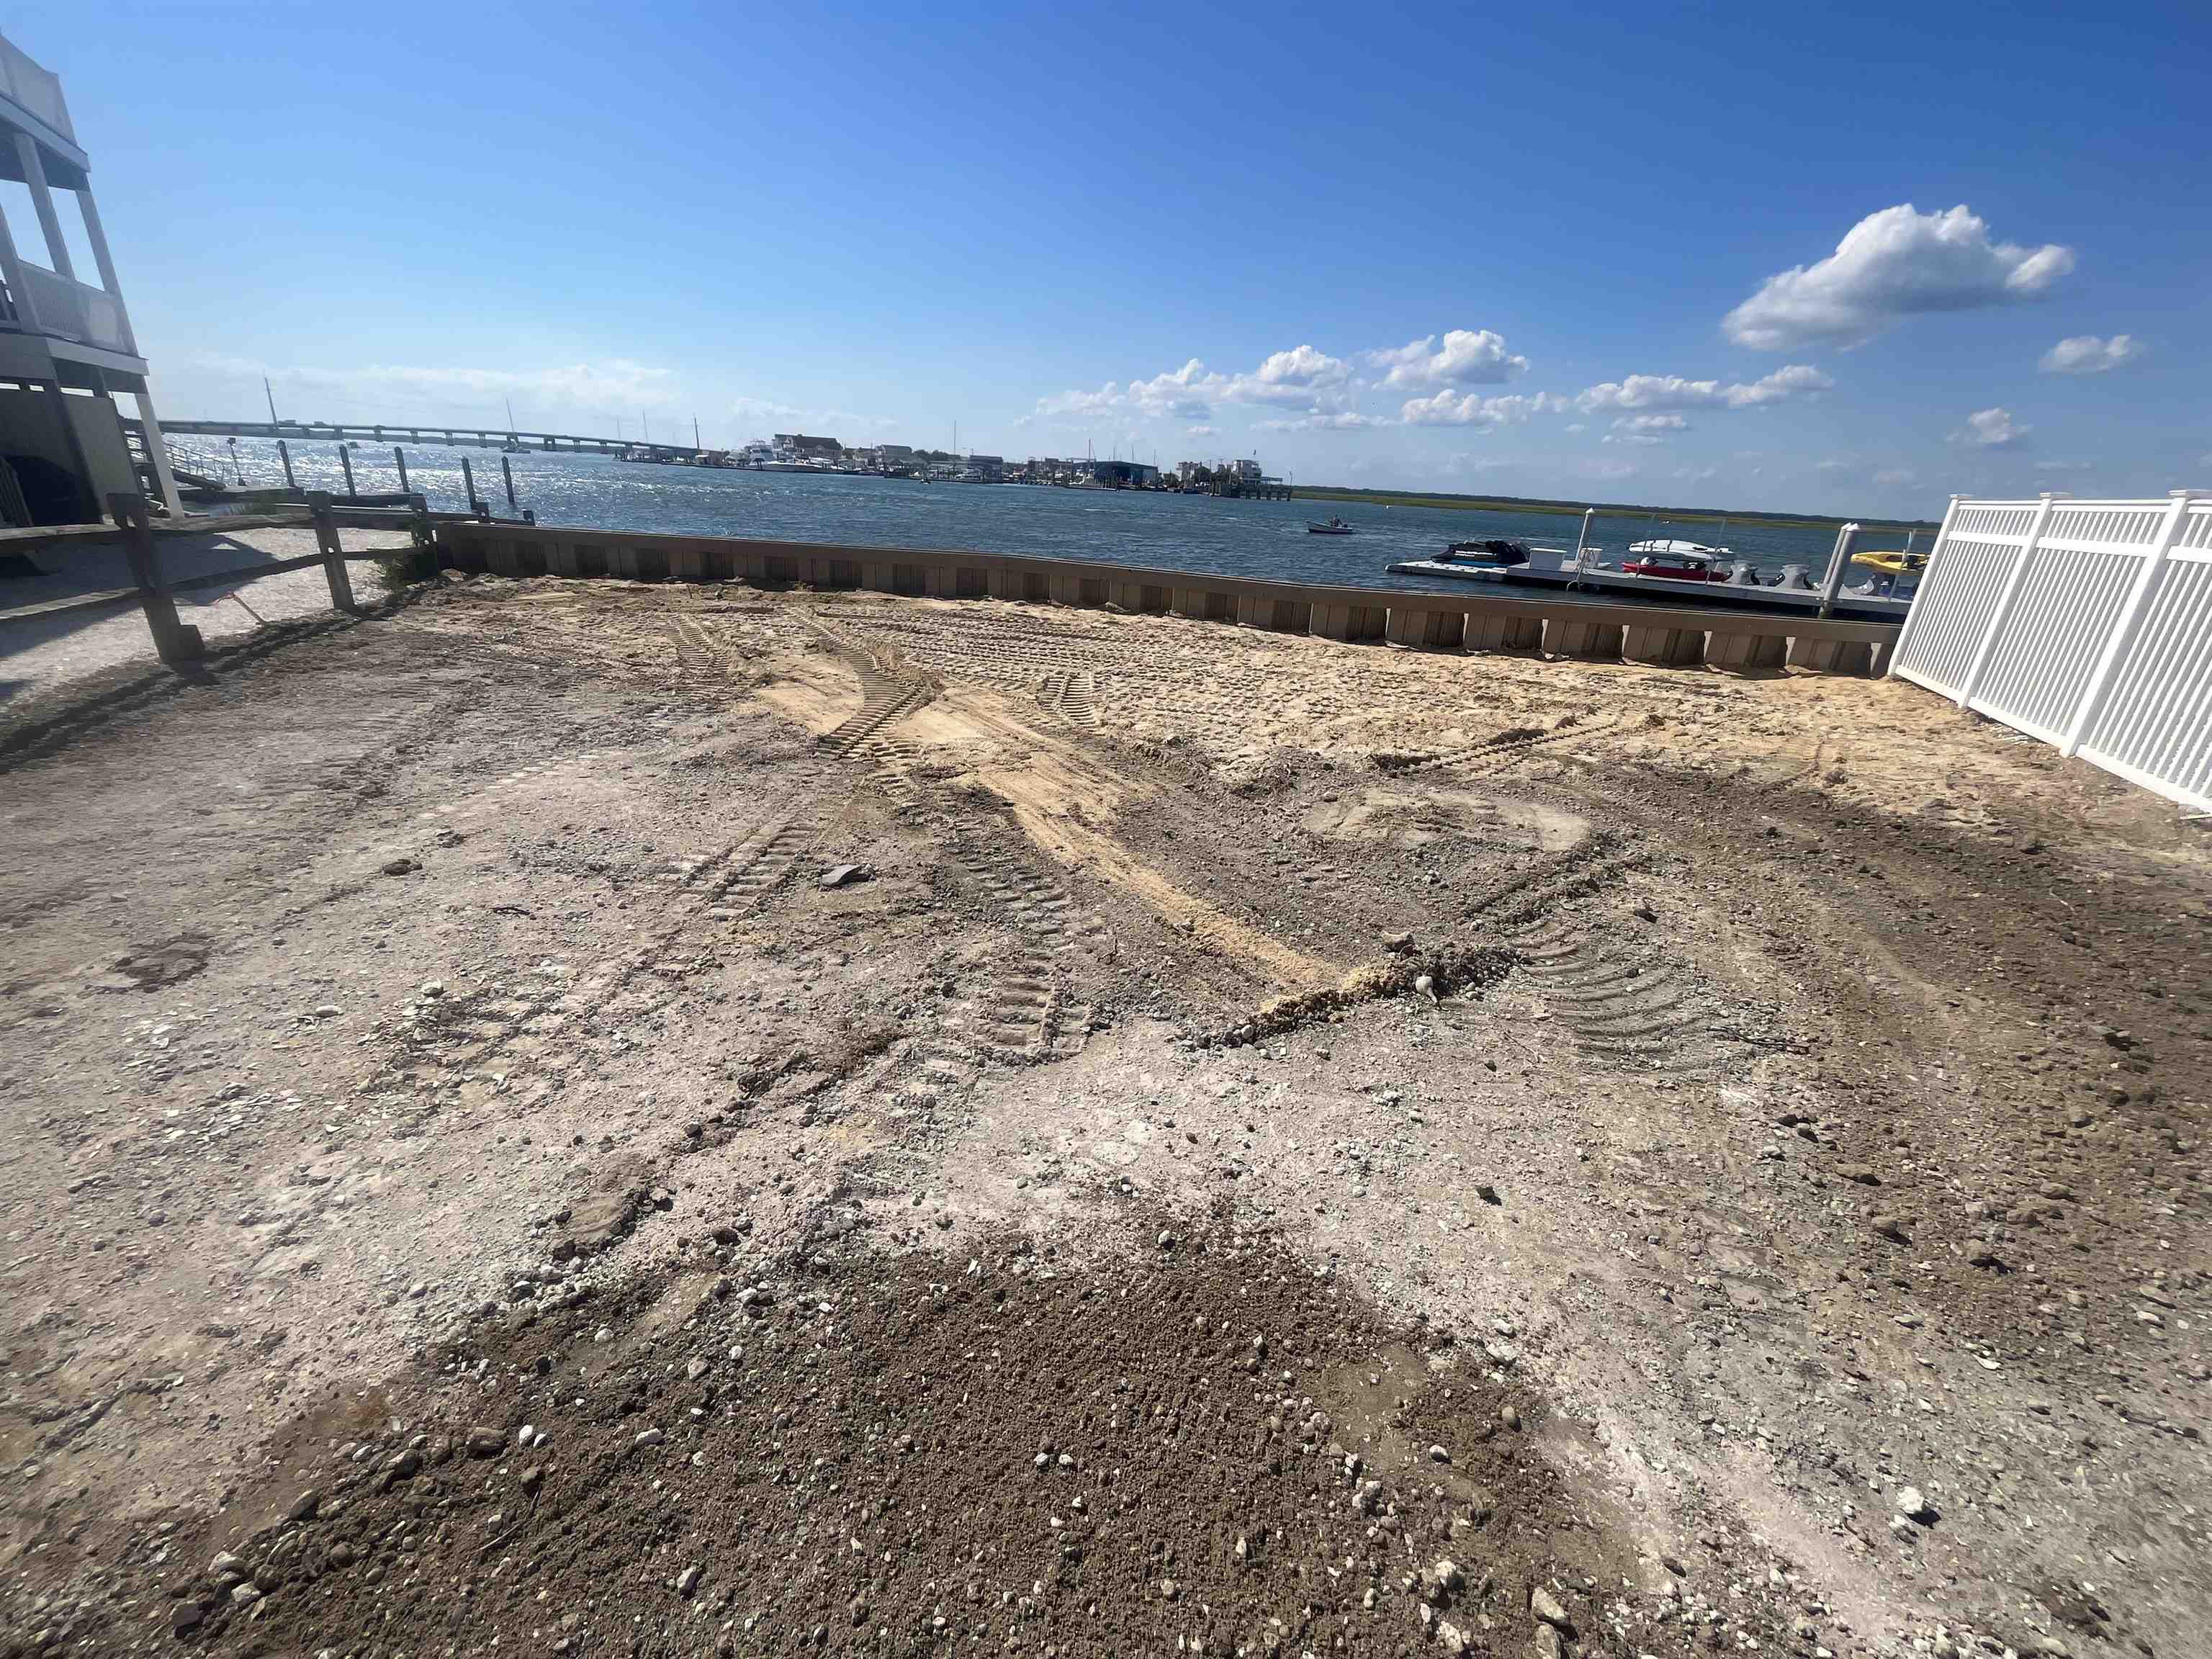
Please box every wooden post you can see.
[394,446,410,493]
[277,438,297,490]
[108,491,202,664]
[501,454,518,513]
[307,490,357,612]
[406,491,431,551]
[338,444,356,499]
[461,457,485,518]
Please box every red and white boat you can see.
[1619,539,1736,581]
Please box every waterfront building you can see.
[0,30,179,525]
[774,433,844,462]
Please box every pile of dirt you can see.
[138,1226,1800,1658]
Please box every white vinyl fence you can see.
[1889,490,2212,811]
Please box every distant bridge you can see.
[153,418,703,462]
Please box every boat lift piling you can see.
[337,444,356,500]
[394,446,410,494]
[1817,523,1861,619]
[276,439,297,490]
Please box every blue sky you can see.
[22,1,2208,516]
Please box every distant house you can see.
[1231,458,1262,483]
[775,433,842,460]
[0,29,180,525]
[965,453,1004,482]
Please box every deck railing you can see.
[0,36,71,143]
[15,264,131,352]
[1890,491,2212,810]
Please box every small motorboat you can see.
[1306,517,1354,535]
[1621,541,1735,582]
[1439,537,1531,567]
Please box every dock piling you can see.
[501,454,518,514]
[394,446,409,494]
[277,439,297,490]
[1817,522,1861,619]
[338,444,356,500]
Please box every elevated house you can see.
[0,30,179,524]
[774,433,843,462]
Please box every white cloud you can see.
[1815,459,1853,472]
[1186,424,1218,438]
[2039,334,2145,375]
[1563,422,1587,433]
[1724,204,2074,350]
[1874,468,1918,485]
[1031,345,1354,425]
[1672,466,1719,483]
[1952,406,2029,448]
[1575,364,1830,413]
[1603,432,1667,446]
[1256,412,1393,431]
[1365,329,1527,389]
[189,353,675,413]
[1614,413,1688,435]
[1250,344,1352,393]
[729,394,889,433]
[2032,459,2095,473]
[1399,390,1565,428]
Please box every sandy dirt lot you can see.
[1,572,2204,1659]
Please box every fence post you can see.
[307,490,357,613]
[107,490,203,665]
[1816,521,1861,619]
[277,438,297,490]
[1954,492,2064,711]
[1886,495,1963,675]
[2059,491,2200,758]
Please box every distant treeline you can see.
[1292,485,1940,533]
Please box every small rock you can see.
[1475,1183,1501,1205]
[380,856,416,876]
[1414,973,1436,999]
[1159,1578,1177,1601]
[420,980,446,998]
[285,1488,320,1522]
[1427,1444,1451,1464]
[1842,1166,1881,1185]
[818,863,873,890]
[171,1601,204,1634]
[208,1551,243,1580]
[1529,1585,1573,1632]
[1431,1558,1463,1595]
[1871,1215,1911,1244]
[635,1429,665,1449]
[466,1426,505,1457]
[1500,1403,1521,1431]
[230,1583,262,1606]
[677,1565,701,1598]
[1382,931,1415,954]
[520,1465,543,1491]
[1895,1485,1936,1523]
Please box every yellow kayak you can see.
[1851,550,1928,577]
